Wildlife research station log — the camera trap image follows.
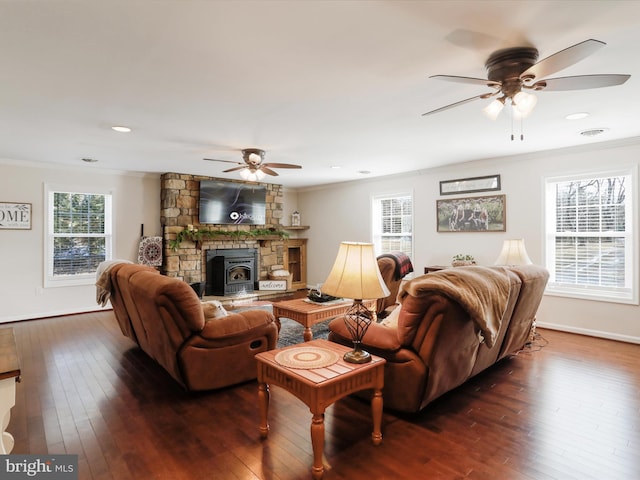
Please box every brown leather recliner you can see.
[376,253,414,317]
[376,256,402,317]
[105,263,279,391]
[329,265,548,413]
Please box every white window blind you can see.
[544,169,637,304]
[372,192,413,261]
[45,186,113,287]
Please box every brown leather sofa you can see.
[328,265,548,413]
[104,263,279,391]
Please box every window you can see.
[372,192,413,262]
[544,168,638,304]
[45,185,113,287]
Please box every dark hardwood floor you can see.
[6,309,640,479]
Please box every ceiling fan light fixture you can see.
[239,168,266,181]
[512,91,537,116]
[482,98,505,120]
[204,148,301,180]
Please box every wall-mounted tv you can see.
[199,180,267,225]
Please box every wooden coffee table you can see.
[256,339,385,479]
[272,297,376,342]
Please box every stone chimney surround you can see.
[161,172,288,285]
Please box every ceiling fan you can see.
[204,148,302,180]
[422,39,630,128]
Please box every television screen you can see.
[199,180,267,225]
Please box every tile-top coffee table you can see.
[272,297,376,342]
[256,339,385,479]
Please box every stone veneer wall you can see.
[160,172,286,284]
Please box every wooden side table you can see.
[272,297,376,342]
[0,328,20,454]
[256,339,385,479]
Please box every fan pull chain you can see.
[511,108,515,141]
[510,107,525,141]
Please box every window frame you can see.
[44,184,114,288]
[371,191,414,270]
[543,166,638,305]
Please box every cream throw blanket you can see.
[95,260,133,307]
[400,266,511,348]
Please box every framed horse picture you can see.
[436,194,506,232]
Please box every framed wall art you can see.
[0,202,32,230]
[439,174,501,195]
[436,194,506,232]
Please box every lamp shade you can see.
[321,242,390,300]
[494,239,533,266]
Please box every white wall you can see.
[3,138,639,342]
[281,187,300,229]
[0,162,161,322]
[296,138,640,343]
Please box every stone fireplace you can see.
[160,173,287,290]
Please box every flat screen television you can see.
[199,180,267,225]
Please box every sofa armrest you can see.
[329,317,402,352]
[200,309,276,340]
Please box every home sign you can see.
[0,202,32,230]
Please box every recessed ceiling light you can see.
[566,112,589,120]
[82,158,98,163]
[580,128,608,137]
[111,125,132,133]
[330,165,341,169]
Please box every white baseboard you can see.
[536,321,640,345]
[0,305,112,324]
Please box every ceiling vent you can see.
[580,128,608,137]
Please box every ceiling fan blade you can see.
[532,74,631,91]
[260,167,279,176]
[203,158,243,165]
[521,39,605,81]
[262,162,302,169]
[422,92,495,116]
[430,75,501,88]
[222,166,248,173]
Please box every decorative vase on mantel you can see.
[291,211,301,227]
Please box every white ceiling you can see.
[2,0,640,188]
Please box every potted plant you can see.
[452,254,476,267]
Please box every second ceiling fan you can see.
[422,39,630,125]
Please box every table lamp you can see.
[321,242,390,363]
[494,238,533,265]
